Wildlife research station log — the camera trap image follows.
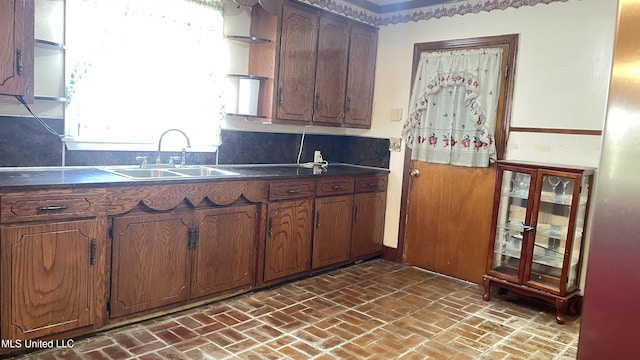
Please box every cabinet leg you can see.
[555,298,568,324]
[482,277,491,301]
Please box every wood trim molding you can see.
[382,245,398,262]
[509,127,602,136]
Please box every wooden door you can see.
[404,162,496,283]
[343,23,377,128]
[191,205,257,298]
[398,35,518,284]
[312,195,353,269]
[264,199,312,282]
[1,219,104,339]
[275,4,318,123]
[351,192,386,259]
[0,0,33,101]
[110,212,192,318]
[313,15,349,125]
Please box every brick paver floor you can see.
[7,259,579,359]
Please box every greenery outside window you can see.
[64,0,225,152]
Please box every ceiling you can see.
[344,0,466,14]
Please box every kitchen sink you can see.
[102,166,239,180]
[107,169,185,179]
[169,167,239,177]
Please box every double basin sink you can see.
[103,165,239,180]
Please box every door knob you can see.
[410,169,420,177]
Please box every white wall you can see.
[358,0,618,249]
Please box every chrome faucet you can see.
[156,129,191,166]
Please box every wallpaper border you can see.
[299,0,570,26]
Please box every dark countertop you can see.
[0,163,390,189]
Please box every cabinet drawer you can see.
[1,190,103,223]
[316,177,354,197]
[269,180,316,201]
[355,175,388,193]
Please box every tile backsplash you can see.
[0,116,390,169]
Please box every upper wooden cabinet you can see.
[0,0,34,102]
[344,23,377,128]
[313,15,350,125]
[275,5,319,123]
[242,0,378,128]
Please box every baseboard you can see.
[382,246,399,262]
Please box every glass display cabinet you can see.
[482,161,595,324]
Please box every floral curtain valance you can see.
[401,48,503,167]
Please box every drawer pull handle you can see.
[287,189,301,194]
[36,204,69,211]
[331,185,343,190]
[367,183,378,188]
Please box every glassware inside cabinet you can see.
[541,174,575,204]
[490,170,532,278]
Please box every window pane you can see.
[65,0,225,151]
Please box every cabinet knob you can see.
[410,169,420,177]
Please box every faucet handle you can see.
[135,156,148,168]
[168,156,181,166]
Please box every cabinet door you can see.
[343,23,377,128]
[0,0,33,101]
[351,192,386,258]
[275,5,318,123]
[526,170,588,295]
[312,16,349,125]
[312,195,353,269]
[110,212,192,318]
[191,205,257,298]
[1,219,105,340]
[487,167,536,284]
[264,199,312,282]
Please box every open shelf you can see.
[35,38,65,49]
[226,35,272,43]
[227,74,269,81]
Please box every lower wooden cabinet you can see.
[264,199,313,282]
[110,205,258,318]
[0,171,388,356]
[311,175,387,270]
[110,212,192,318]
[312,194,353,269]
[191,206,257,298]
[0,219,107,340]
[351,191,386,259]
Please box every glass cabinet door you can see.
[489,168,534,282]
[526,171,587,293]
[526,172,590,293]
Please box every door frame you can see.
[392,34,519,263]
